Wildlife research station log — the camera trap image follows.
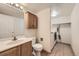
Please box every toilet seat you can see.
[32,37,43,56]
[33,43,43,51]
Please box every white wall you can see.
[71,4,79,55]
[51,17,71,24]
[60,24,71,44]
[37,8,51,53]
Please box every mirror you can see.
[0,4,24,38]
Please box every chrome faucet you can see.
[13,36,17,41]
[12,32,17,41]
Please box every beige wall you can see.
[71,4,79,55]
[24,13,37,37]
[37,8,51,53]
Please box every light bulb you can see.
[20,6,23,9]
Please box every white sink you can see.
[0,37,32,52]
[6,40,23,45]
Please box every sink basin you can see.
[2,37,31,46]
[6,40,23,45]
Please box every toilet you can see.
[32,37,43,56]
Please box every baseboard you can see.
[70,45,75,56]
[51,41,57,52]
[56,41,70,46]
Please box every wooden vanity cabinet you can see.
[0,46,20,56]
[20,41,32,56]
[24,12,38,29]
[0,41,32,56]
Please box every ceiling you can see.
[20,3,52,13]
[22,3,75,17]
[0,3,75,18]
[51,3,75,18]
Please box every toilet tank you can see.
[32,37,36,45]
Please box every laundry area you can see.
[50,5,72,55]
[49,14,73,56]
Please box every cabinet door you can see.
[33,15,38,29]
[0,46,20,56]
[20,41,32,56]
[28,12,34,29]
[25,12,38,29]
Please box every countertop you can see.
[0,37,32,53]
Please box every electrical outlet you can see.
[40,38,43,41]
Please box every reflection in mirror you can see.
[0,3,24,39]
[0,14,24,39]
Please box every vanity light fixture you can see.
[15,4,19,7]
[9,3,24,10]
[20,6,23,9]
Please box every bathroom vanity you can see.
[0,38,32,56]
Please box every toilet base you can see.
[32,51,36,56]
[35,51,41,56]
[32,43,43,56]
[36,51,41,56]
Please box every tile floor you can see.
[41,42,74,56]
